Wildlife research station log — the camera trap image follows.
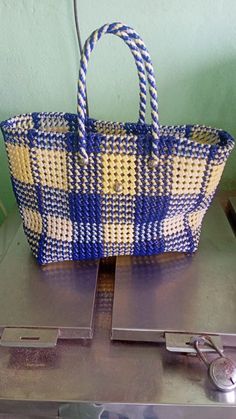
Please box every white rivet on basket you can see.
[148,158,158,169]
[79,156,88,166]
[113,181,122,193]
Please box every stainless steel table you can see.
[0,201,235,418]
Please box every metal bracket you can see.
[0,327,59,348]
[165,333,223,353]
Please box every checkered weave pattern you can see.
[1,23,235,264]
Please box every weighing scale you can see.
[0,198,235,418]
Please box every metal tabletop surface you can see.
[0,201,235,417]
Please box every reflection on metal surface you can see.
[228,197,236,235]
[229,197,236,216]
[95,258,115,337]
[0,226,99,340]
[59,402,104,418]
[0,207,20,263]
[112,203,236,341]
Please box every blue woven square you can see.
[69,192,101,224]
[133,237,165,256]
[135,195,170,223]
[72,242,103,261]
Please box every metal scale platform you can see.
[112,202,236,344]
[0,210,99,346]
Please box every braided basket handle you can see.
[77,25,149,131]
[77,23,159,166]
[80,25,151,126]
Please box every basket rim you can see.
[1,111,235,152]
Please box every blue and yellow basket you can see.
[1,23,234,264]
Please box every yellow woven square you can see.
[47,215,73,242]
[102,154,136,195]
[171,156,206,195]
[22,207,42,234]
[7,144,34,185]
[205,163,225,195]
[36,149,68,190]
[188,210,205,231]
[162,214,185,236]
[104,223,134,244]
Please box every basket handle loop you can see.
[77,22,159,166]
[78,25,148,130]
[80,26,151,126]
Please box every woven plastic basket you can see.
[1,22,234,264]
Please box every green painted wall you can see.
[0,0,236,223]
